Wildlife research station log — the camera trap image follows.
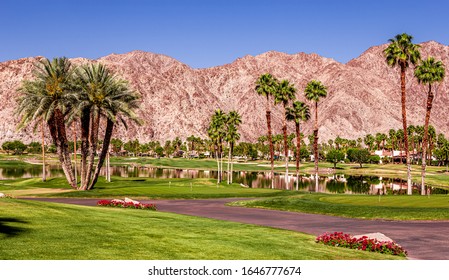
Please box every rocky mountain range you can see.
[0,41,448,145]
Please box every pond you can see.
[1,165,447,195]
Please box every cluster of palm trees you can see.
[363,125,438,162]
[384,33,445,195]
[16,57,140,190]
[207,109,242,184]
[255,73,327,190]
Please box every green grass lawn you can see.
[0,177,287,199]
[0,199,403,260]
[230,193,449,220]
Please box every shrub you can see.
[369,155,381,164]
[316,232,407,257]
[97,199,157,211]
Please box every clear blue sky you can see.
[1,0,448,68]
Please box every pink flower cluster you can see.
[97,199,157,211]
[316,232,407,257]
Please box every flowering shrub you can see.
[97,199,157,211]
[316,232,407,257]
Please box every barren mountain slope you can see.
[0,41,448,145]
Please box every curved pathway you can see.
[24,197,449,260]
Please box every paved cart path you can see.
[23,197,449,260]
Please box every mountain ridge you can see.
[0,41,448,145]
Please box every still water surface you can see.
[1,165,447,195]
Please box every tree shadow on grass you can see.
[0,218,29,238]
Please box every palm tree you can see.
[208,109,226,183]
[255,73,278,188]
[74,63,140,190]
[384,33,421,195]
[414,57,445,195]
[364,134,375,151]
[225,110,241,184]
[428,125,437,165]
[286,101,310,191]
[304,80,328,191]
[275,79,296,189]
[17,57,77,188]
[389,129,397,163]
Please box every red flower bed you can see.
[316,232,407,257]
[97,199,157,211]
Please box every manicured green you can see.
[230,193,449,220]
[0,177,286,199]
[0,199,403,260]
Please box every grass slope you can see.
[0,177,286,199]
[0,199,402,260]
[231,194,449,220]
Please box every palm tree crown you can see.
[384,33,421,69]
[286,101,311,124]
[255,73,277,99]
[414,57,445,85]
[304,80,327,102]
[74,63,140,125]
[17,57,76,127]
[275,80,296,106]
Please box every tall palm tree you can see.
[74,63,140,190]
[275,79,296,189]
[384,33,421,195]
[286,101,310,191]
[414,57,445,195]
[225,110,241,184]
[304,80,328,191]
[226,110,241,184]
[17,57,77,188]
[208,109,226,183]
[255,73,278,188]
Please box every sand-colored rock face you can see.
[1,41,448,144]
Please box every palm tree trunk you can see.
[73,123,77,186]
[86,110,100,189]
[230,142,234,184]
[314,102,319,192]
[282,108,289,189]
[295,123,301,191]
[51,110,76,189]
[400,66,412,195]
[41,119,46,182]
[215,143,220,184]
[89,119,114,189]
[107,151,111,182]
[227,144,231,184]
[80,109,90,190]
[421,84,434,195]
[266,109,275,189]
